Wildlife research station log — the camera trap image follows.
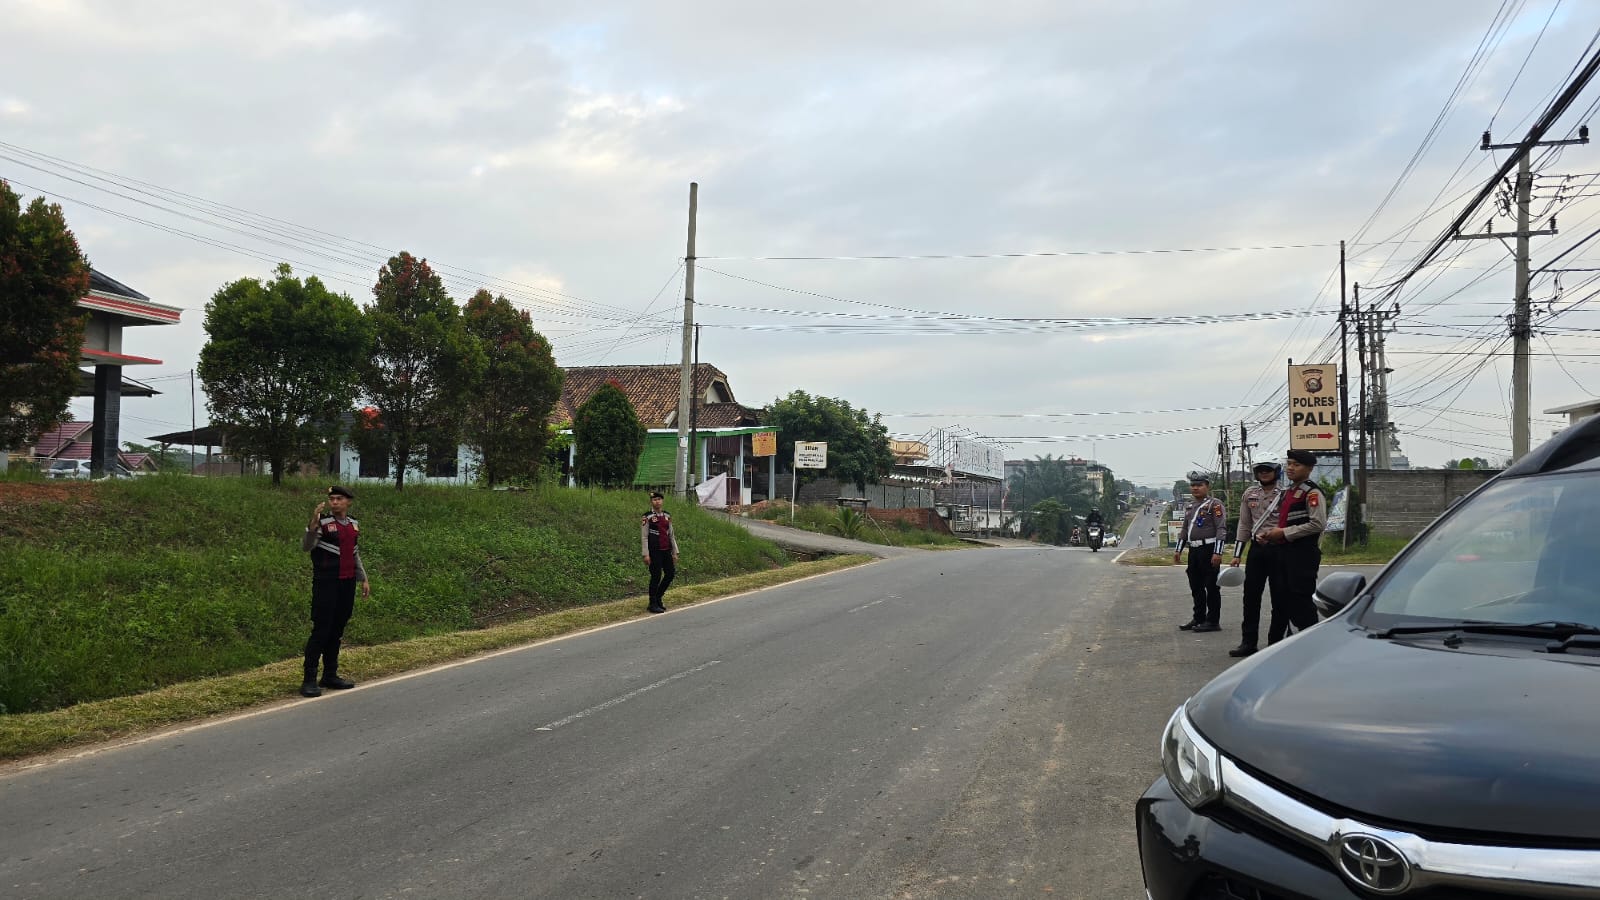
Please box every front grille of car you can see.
[1189,875,1286,900]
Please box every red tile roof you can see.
[553,364,761,428]
[27,420,94,458]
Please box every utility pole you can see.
[1355,284,1367,504]
[1374,310,1392,469]
[1457,129,1587,460]
[690,323,701,482]
[674,182,698,497]
[1338,240,1352,489]
[1238,420,1256,474]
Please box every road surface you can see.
[2,530,1337,899]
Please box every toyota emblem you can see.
[1338,834,1412,893]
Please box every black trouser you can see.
[1185,542,1222,625]
[1238,542,1278,647]
[1268,539,1321,643]
[305,576,357,679]
[648,548,676,606]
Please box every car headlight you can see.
[1161,705,1223,809]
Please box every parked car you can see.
[1137,416,1600,899]
[45,459,92,479]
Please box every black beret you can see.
[1286,449,1319,466]
[328,484,355,499]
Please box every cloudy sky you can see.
[8,0,1600,486]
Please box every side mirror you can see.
[1313,571,1367,617]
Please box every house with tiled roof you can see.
[25,419,159,473]
[552,364,764,429]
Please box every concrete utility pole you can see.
[1338,240,1352,489]
[1354,284,1367,502]
[1374,310,1392,469]
[674,182,698,497]
[1457,129,1586,460]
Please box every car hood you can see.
[1190,623,1600,840]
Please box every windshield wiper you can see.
[1371,621,1600,640]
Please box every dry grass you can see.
[0,554,873,763]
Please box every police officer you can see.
[1174,473,1226,632]
[642,491,680,613]
[1226,461,1283,657]
[1262,449,1327,643]
[300,485,370,697]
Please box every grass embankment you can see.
[749,501,965,548]
[0,475,812,717]
[0,553,871,761]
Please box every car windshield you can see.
[1364,472,1600,628]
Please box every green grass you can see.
[749,502,964,548]
[1319,533,1410,565]
[0,554,873,761]
[0,475,790,714]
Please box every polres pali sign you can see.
[1288,363,1340,452]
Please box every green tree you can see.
[462,290,564,487]
[359,252,485,490]
[1026,498,1071,545]
[0,181,90,450]
[573,381,645,487]
[198,265,367,485]
[1007,455,1093,515]
[1172,479,1189,499]
[121,440,192,472]
[765,390,894,492]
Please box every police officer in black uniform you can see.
[1262,449,1327,643]
[300,485,370,697]
[1174,474,1226,632]
[641,491,680,613]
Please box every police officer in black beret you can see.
[300,484,370,697]
[1261,449,1327,643]
[1174,473,1227,632]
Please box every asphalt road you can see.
[4,503,1280,900]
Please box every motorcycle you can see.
[1087,524,1103,552]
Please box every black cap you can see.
[1286,449,1318,467]
[328,484,354,499]
[649,490,664,499]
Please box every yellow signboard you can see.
[1288,363,1340,452]
[751,431,777,457]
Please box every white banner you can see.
[950,438,1005,480]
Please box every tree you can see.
[359,252,485,490]
[573,381,645,487]
[765,390,894,492]
[121,440,192,472]
[1172,479,1189,500]
[1025,498,1070,545]
[198,265,367,484]
[1008,455,1093,514]
[461,290,564,487]
[0,181,90,451]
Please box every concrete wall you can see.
[773,475,935,509]
[1364,469,1500,538]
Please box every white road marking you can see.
[849,599,887,613]
[535,660,722,732]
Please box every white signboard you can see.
[794,441,828,469]
[950,438,1005,480]
[1289,363,1341,452]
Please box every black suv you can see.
[1137,417,1600,899]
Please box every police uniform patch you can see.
[1309,491,1320,508]
[1248,499,1258,508]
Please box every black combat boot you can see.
[319,647,355,689]
[300,660,322,697]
